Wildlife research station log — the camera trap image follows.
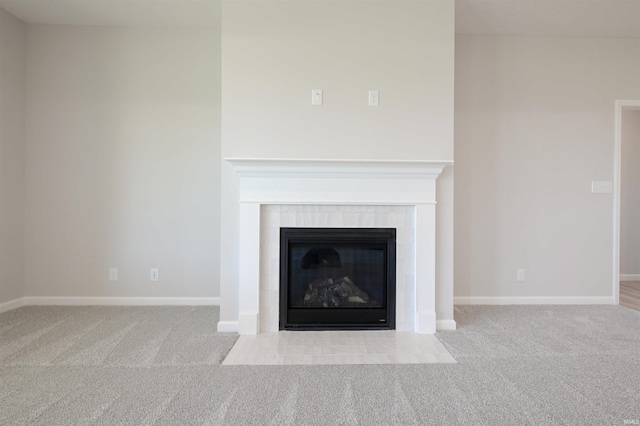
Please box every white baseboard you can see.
[454,296,615,305]
[22,297,220,306]
[0,297,25,313]
[217,320,239,333]
[436,320,457,331]
[620,274,640,281]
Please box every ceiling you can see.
[0,0,638,38]
[0,0,222,28]
[456,0,640,38]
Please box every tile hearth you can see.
[221,331,457,366]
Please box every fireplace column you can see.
[415,204,437,333]
[238,202,261,335]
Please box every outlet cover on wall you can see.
[150,268,159,282]
[109,268,118,282]
[517,268,525,282]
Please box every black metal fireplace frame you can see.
[279,227,396,330]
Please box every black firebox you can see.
[279,228,396,330]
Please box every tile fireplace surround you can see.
[223,158,451,335]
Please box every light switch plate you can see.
[311,89,322,106]
[368,90,379,107]
[591,181,612,194]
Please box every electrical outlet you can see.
[109,268,118,282]
[517,269,525,282]
[150,268,159,282]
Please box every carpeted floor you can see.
[1,304,639,425]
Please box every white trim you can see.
[454,296,615,305]
[620,274,640,281]
[436,320,457,331]
[239,312,259,335]
[224,158,452,180]
[226,158,450,207]
[22,297,220,306]
[0,297,25,313]
[217,320,239,333]
[614,100,640,306]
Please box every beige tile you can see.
[222,331,456,366]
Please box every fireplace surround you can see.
[224,158,450,335]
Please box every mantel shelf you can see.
[224,158,452,180]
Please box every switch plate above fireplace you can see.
[311,89,322,106]
[368,90,379,106]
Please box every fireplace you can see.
[280,227,396,330]
[221,158,452,335]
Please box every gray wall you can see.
[24,25,221,298]
[4,6,640,313]
[455,35,640,302]
[0,8,25,307]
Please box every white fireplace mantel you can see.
[223,158,451,335]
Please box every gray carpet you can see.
[1,305,639,425]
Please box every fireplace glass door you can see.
[280,228,396,330]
